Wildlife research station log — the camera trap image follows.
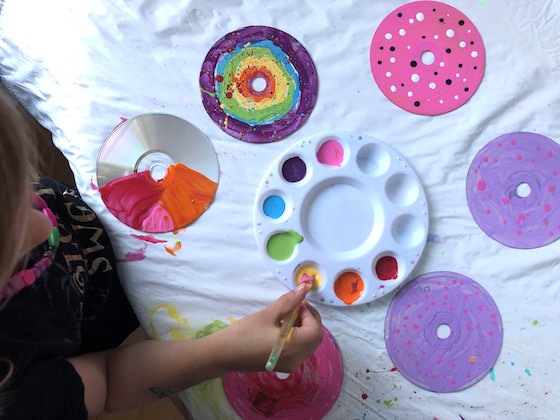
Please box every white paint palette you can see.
[254,133,429,306]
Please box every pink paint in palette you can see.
[222,326,343,419]
[254,133,429,306]
[370,1,485,115]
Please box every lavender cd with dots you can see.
[467,132,560,249]
[385,271,503,393]
[253,133,429,306]
[370,1,485,115]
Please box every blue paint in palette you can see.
[263,195,286,219]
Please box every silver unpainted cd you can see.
[96,113,219,187]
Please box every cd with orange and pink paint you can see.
[96,114,219,233]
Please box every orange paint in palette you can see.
[334,271,365,304]
[99,163,217,233]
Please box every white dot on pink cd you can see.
[370,1,485,115]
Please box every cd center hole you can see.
[150,164,168,181]
[251,77,267,92]
[274,372,291,380]
[421,50,435,65]
[516,182,531,198]
[436,323,451,339]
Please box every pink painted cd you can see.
[96,114,219,233]
[370,1,485,115]
[466,132,560,249]
[385,272,503,393]
[222,326,343,419]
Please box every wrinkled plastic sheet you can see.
[1,0,559,418]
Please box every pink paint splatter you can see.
[482,156,489,163]
[477,180,486,191]
[544,203,551,212]
[130,234,168,244]
[90,176,98,191]
[117,244,147,262]
[501,197,510,205]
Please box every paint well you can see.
[282,156,307,182]
[266,230,303,261]
[263,195,286,219]
[294,264,323,290]
[317,139,344,166]
[334,271,365,304]
[375,256,398,280]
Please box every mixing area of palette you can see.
[254,133,429,306]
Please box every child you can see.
[0,88,323,419]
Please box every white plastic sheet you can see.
[1,1,559,418]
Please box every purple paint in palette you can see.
[384,271,503,393]
[281,156,307,182]
[466,132,560,249]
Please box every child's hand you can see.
[214,284,323,373]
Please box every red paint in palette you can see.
[376,256,398,280]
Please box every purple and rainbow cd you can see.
[200,26,318,143]
[466,132,560,249]
[385,272,503,393]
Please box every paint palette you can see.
[254,133,429,306]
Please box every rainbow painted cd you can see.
[200,25,318,143]
[96,114,219,233]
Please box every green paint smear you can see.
[532,320,538,326]
[195,320,228,339]
[267,230,303,261]
[489,367,496,382]
[218,47,296,124]
[383,399,394,408]
[181,320,237,419]
[525,368,532,376]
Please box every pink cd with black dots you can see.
[466,132,560,249]
[385,271,503,393]
[370,1,485,115]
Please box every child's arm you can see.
[68,285,322,417]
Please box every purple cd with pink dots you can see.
[466,132,560,249]
[370,1,485,115]
[385,271,503,393]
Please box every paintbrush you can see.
[265,274,314,372]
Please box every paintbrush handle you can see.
[265,307,300,371]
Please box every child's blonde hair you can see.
[0,88,37,290]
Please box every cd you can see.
[200,25,318,143]
[384,271,503,393]
[466,132,560,249]
[370,1,485,115]
[97,113,219,233]
[222,327,343,419]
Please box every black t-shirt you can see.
[0,178,139,419]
